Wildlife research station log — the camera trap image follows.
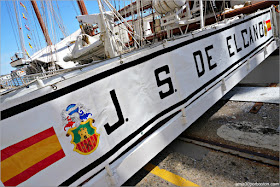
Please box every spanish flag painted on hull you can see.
[266,19,271,31]
[1,127,65,186]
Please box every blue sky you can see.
[1,0,130,75]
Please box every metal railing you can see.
[0,61,100,92]
[1,68,73,90]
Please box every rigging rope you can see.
[22,1,37,53]
[41,1,50,46]
[6,1,20,51]
[55,0,69,36]
[52,2,68,38]
[26,1,40,51]
[48,0,59,70]
[13,0,26,58]
[30,2,43,50]
[45,0,56,69]
[46,1,57,44]
[273,5,280,13]
[71,0,79,16]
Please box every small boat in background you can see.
[10,52,29,68]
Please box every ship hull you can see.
[0,8,278,186]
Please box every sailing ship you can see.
[1,0,279,186]
[5,0,81,75]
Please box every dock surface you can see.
[124,86,279,186]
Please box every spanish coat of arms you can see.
[61,103,100,155]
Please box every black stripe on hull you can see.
[1,10,270,120]
[60,35,274,186]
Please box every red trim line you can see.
[1,127,55,161]
[3,149,65,186]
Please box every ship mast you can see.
[77,0,88,15]
[31,0,52,46]
[13,1,26,59]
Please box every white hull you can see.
[0,8,278,186]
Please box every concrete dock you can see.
[124,99,279,186]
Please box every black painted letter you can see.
[154,65,175,99]
[104,90,125,135]
[233,34,242,53]
[249,27,254,44]
[241,29,249,48]
[226,36,235,57]
[253,24,259,41]
[193,50,205,77]
[205,45,216,70]
[259,21,264,38]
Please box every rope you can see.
[118,0,123,52]
[6,1,20,51]
[41,1,49,45]
[30,2,43,50]
[55,0,69,36]
[151,0,155,42]
[71,0,79,16]
[23,1,37,53]
[16,1,23,36]
[13,0,26,57]
[273,5,280,13]
[209,1,217,22]
[100,0,122,54]
[47,1,58,44]
[103,0,140,47]
[26,1,39,51]
[45,1,56,70]
[49,1,59,71]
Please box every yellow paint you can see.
[263,21,267,36]
[144,163,199,187]
[266,22,271,30]
[1,135,62,183]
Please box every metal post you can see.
[199,0,204,28]
[136,0,142,46]
[223,0,226,20]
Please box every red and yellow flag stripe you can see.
[266,19,271,31]
[1,127,65,186]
